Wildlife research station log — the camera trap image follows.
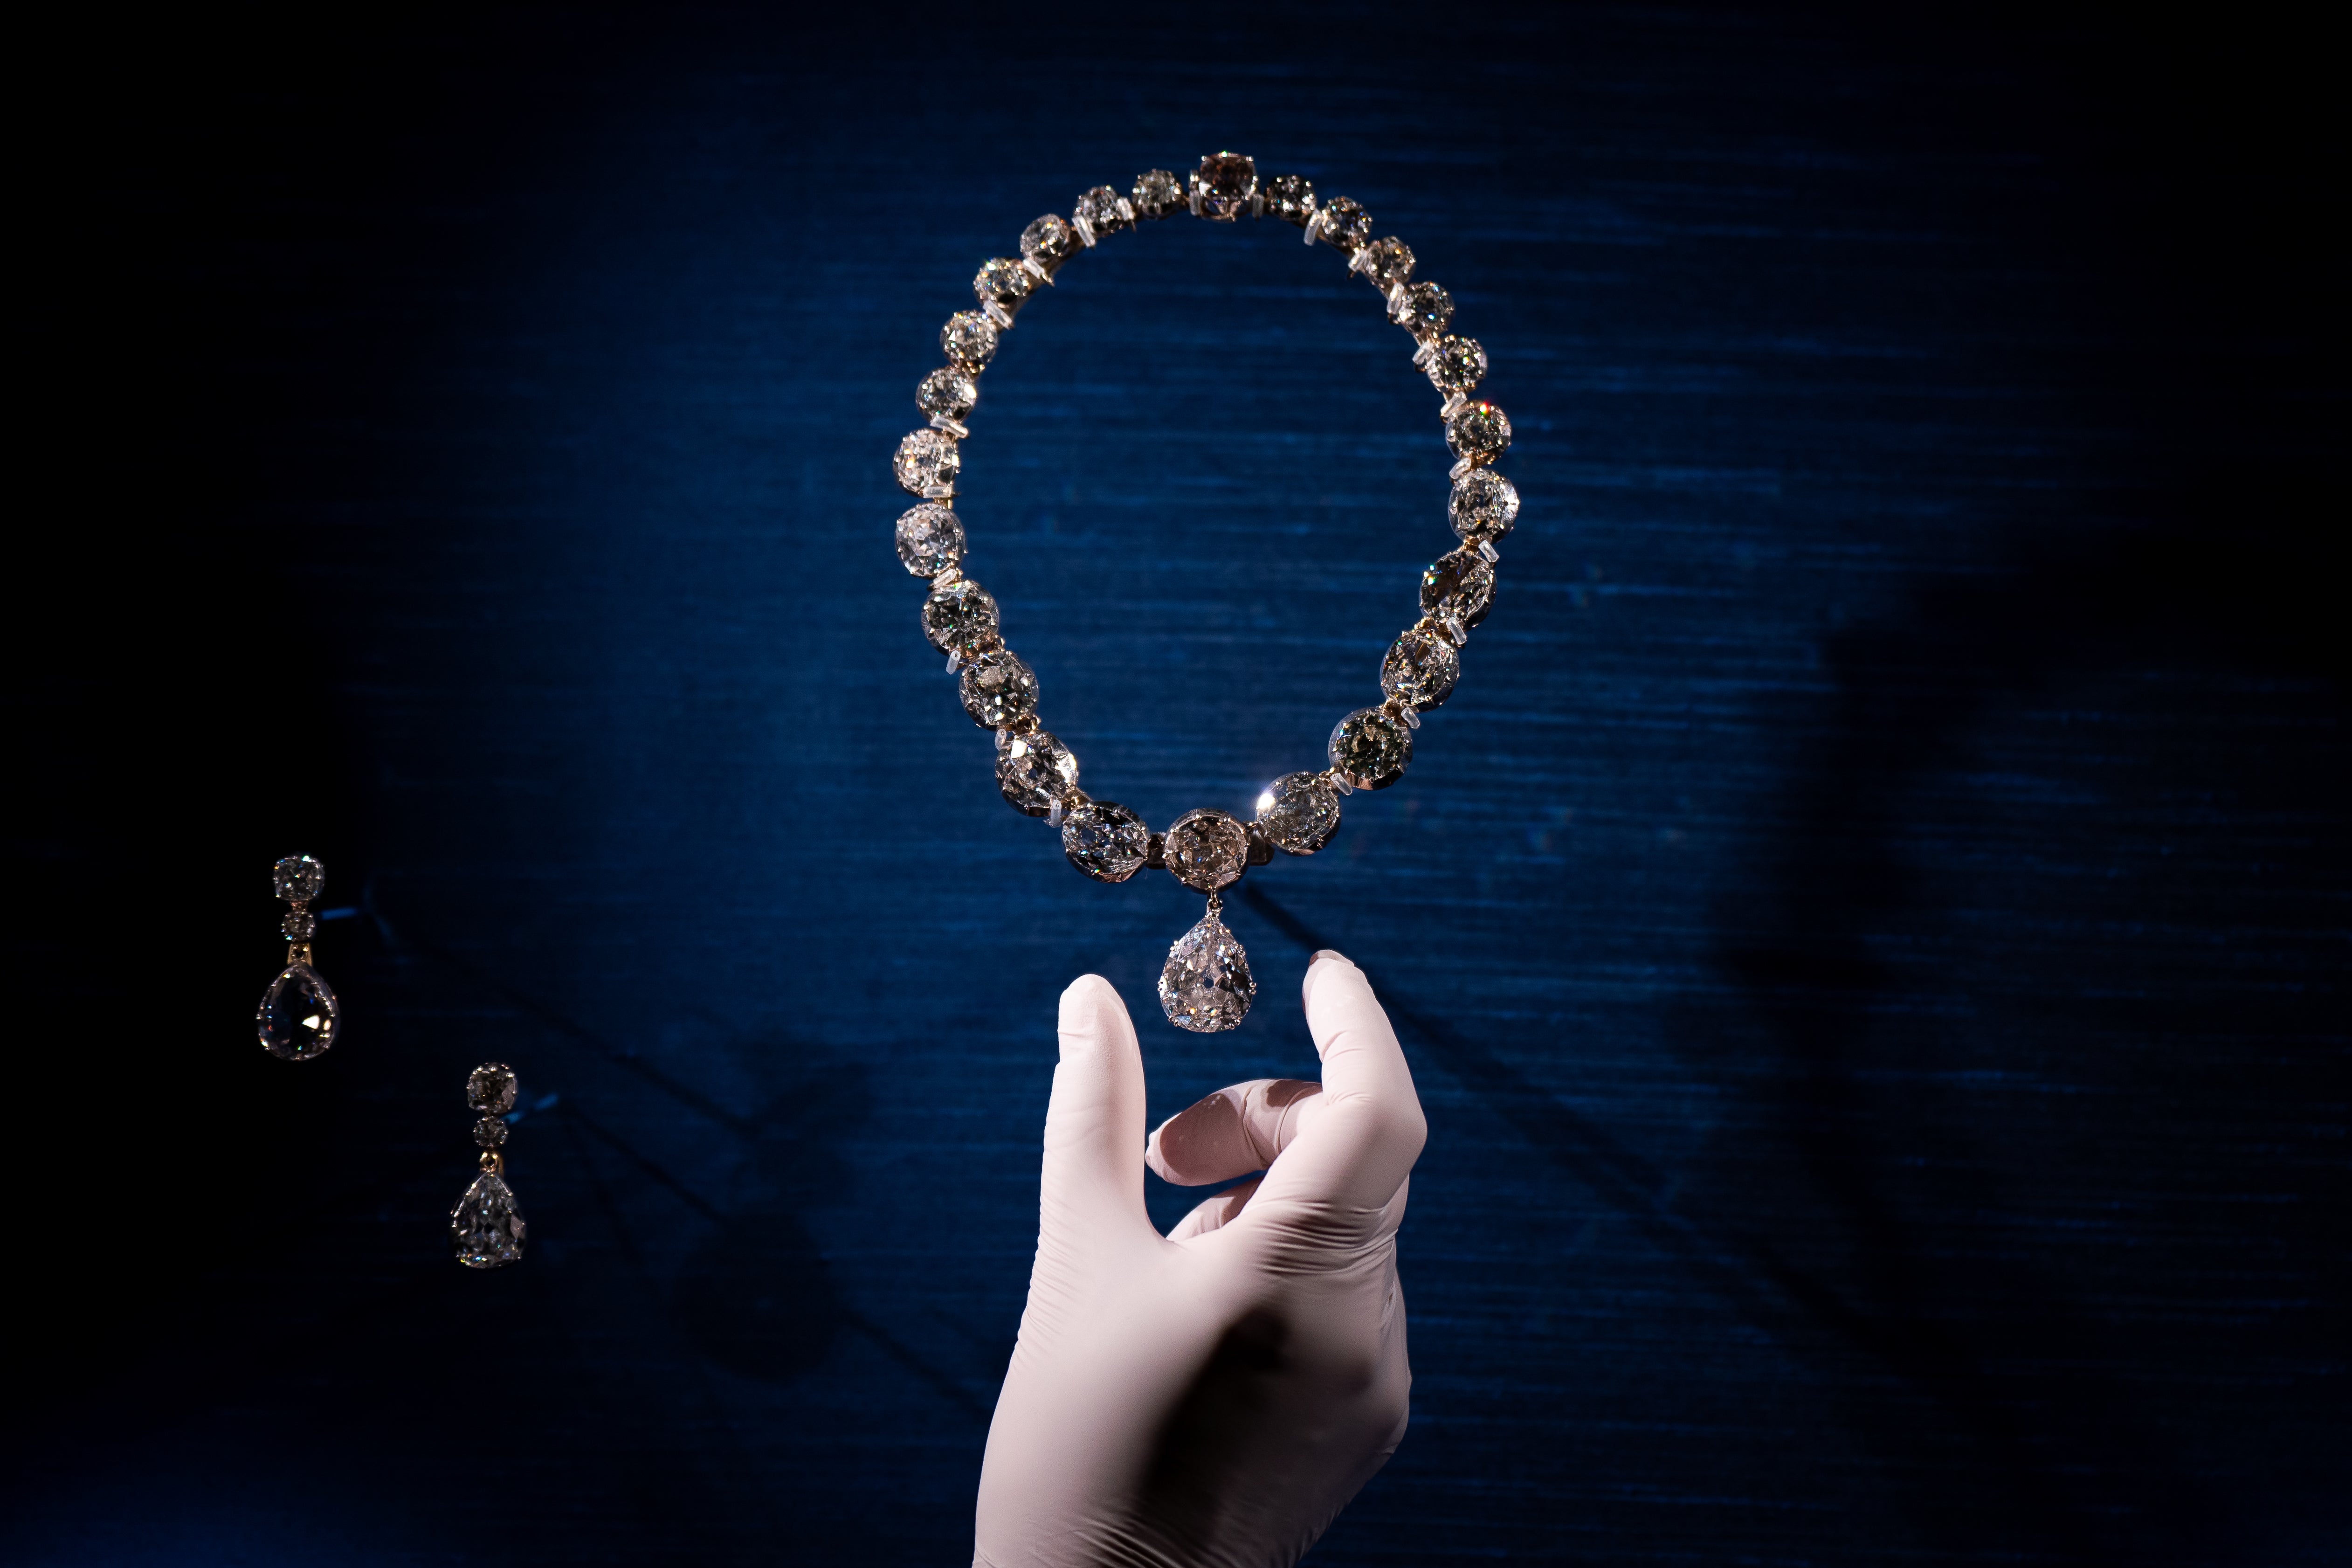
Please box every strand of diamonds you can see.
[889,152,1520,1033]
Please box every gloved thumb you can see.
[1038,974,1152,1255]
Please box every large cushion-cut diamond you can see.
[959,648,1039,729]
[894,429,960,497]
[1062,801,1150,883]
[1445,401,1512,462]
[1449,469,1518,543]
[917,367,976,420]
[1421,548,1496,629]
[1021,214,1078,270]
[1395,281,1453,337]
[1428,334,1487,394]
[997,728,1078,816]
[941,311,999,368]
[1131,169,1183,219]
[1191,152,1257,219]
[1261,173,1314,225]
[922,578,999,656]
[1361,237,1414,291]
[1329,708,1412,790]
[1074,186,1132,236]
[1164,808,1249,892]
[973,257,1033,308]
[895,502,965,577]
[1382,629,1461,710]
[1315,196,1372,253]
[1254,772,1341,855]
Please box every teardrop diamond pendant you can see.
[1159,894,1255,1033]
[453,1169,527,1269]
[258,960,339,1061]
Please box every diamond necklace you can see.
[890,152,1519,1034]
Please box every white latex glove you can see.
[974,950,1427,1568]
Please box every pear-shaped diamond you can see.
[257,962,339,1060]
[1159,912,1255,1034]
[452,1171,527,1268]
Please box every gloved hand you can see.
[974,950,1426,1568]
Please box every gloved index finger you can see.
[1246,951,1426,1222]
[1146,1078,1323,1187]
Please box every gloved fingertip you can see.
[1301,950,1362,1011]
[1057,974,1139,1071]
[1058,972,1117,1026]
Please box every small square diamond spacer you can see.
[1073,215,1097,247]
[1477,540,1500,563]
[929,414,970,438]
[1019,256,1053,285]
[1441,392,1469,418]
[982,300,1015,330]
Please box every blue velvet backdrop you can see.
[6,5,2344,1565]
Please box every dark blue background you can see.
[7,5,2344,1564]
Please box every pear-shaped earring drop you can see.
[453,1063,527,1269]
[257,855,339,1060]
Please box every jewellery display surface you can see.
[894,152,1518,1032]
[258,854,339,1060]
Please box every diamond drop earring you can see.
[257,855,339,1060]
[453,1063,527,1268]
